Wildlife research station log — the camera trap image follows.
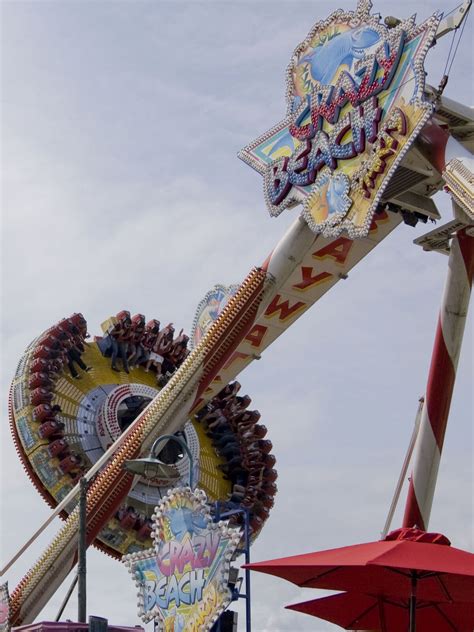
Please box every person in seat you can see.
[142,319,160,369]
[110,310,132,373]
[146,322,174,381]
[127,314,146,369]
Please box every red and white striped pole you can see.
[403,227,474,530]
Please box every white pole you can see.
[381,397,424,539]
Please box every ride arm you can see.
[434,0,471,41]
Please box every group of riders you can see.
[114,381,278,541]
[27,313,275,537]
[28,313,91,480]
[101,310,190,385]
[197,381,277,534]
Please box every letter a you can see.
[245,324,268,348]
[313,237,353,264]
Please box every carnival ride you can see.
[9,311,275,561]
[2,0,473,627]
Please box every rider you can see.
[127,313,146,369]
[110,310,132,373]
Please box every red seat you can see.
[30,358,50,373]
[32,346,53,360]
[38,420,62,438]
[69,313,87,332]
[137,520,152,540]
[30,388,53,406]
[29,372,53,390]
[33,404,53,422]
[250,515,264,532]
[120,509,138,530]
[59,454,81,474]
[38,334,59,348]
[263,468,278,482]
[48,439,68,457]
[261,496,275,509]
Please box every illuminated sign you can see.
[0,583,10,632]
[443,157,474,221]
[123,487,240,631]
[190,284,239,348]
[239,0,439,238]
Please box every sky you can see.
[0,1,472,630]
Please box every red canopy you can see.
[287,591,474,632]
[245,528,474,603]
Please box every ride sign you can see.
[0,583,10,632]
[190,284,240,349]
[123,487,240,631]
[239,0,440,238]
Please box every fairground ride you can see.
[2,0,473,626]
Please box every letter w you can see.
[264,294,305,321]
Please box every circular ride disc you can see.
[9,313,277,559]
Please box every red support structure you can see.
[403,228,474,529]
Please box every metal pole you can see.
[409,573,417,632]
[244,508,251,632]
[55,573,78,621]
[213,503,251,632]
[403,229,474,529]
[77,477,88,622]
[381,397,424,539]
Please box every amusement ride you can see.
[1,0,473,630]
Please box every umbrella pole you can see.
[378,596,388,632]
[409,573,417,632]
[403,226,474,529]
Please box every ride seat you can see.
[30,388,54,406]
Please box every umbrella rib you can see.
[299,567,341,587]
[432,603,458,631]
[346,601,378,630]
[384,567,411,579]
[435,574,454,601]
[382,595,409,609]
[384,568,454,602]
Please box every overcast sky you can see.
[1,1,472,630]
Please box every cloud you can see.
[1,1,472,630]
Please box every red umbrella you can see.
[287,591,474,632]
[246,528,474,632]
